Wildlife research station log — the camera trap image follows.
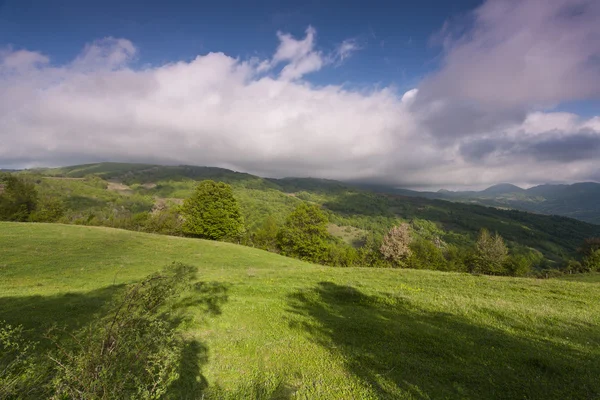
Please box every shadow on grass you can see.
[0,278,230,400]
[0,285,125,345]
[287,282,600,400]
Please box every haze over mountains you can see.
[373,182,600,225]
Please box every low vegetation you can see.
[1,222,599,399]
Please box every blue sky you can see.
[0,0,599,189]
[0,0,481,88]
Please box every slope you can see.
[24,162,600,264]
[1,222,599,399]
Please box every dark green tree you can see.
[0,174,38,222]
[181,180,244,240]
[579,238,600,272]
[277,203,330,262]
[252,215,280,251]
[408,238,447,270]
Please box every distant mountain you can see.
[376,182,600,225]
[481,183,525,195]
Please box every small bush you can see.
[48,263,197,399]
[0,322,41,398]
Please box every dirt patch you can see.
[142,182,157,189]
[44,177,85,180]
[107,181,133,194]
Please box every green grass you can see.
[1,222,599,399]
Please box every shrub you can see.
[48,263,197,399]
[504,255,533,277]
[29,197,66,222]
[0,174,38,221]
[181,180,244,241]
[252,216,280,251]
[0,322,41,398]
[144,208,183,236]
[408,238,448,270]
[579,238,600,272]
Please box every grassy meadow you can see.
[1,222,600,399]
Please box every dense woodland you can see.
[2,162,600,277]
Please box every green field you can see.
[1,222,599,399]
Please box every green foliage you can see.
[10,163,600,276]
[2,222,600,398]
[49,263,196,399]
[251,216,280,251]
[0,174,38,221]
[29,197,66,222]
[0,322,40,398]
[471,229,509,275]
[181,180,244,241]
[144,208,183,236]
[408,238,448,270]
[579,238,600,272]
[277,203,330,263]
[582,250,600,273]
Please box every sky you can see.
[1,0,599,190]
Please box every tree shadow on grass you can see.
[0,278,230,399]
[287,282,600,400]
[0,285,125,346]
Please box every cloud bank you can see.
[1,0,599,189]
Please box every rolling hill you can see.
[12,162,600,267]
[1,222,599,399]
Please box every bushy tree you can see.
[181,180,244,240]
[408,238,447,270]
[0,174,38,221]
[252,216,280,251]
[579,237,600,272]
[380,223,412,265]
[29,196,65,222]
[471,229,508,275]
[276,203,330,262]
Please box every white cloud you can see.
[1,4,600,189]
[335,39,360,61]
[1,49,49,71]
[264,26,325,80]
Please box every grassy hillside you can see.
[1,222,599,399]
[17,162,600,267]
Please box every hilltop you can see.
[1,222,599,398]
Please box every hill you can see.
[384,182,600,225]
[16,162,600,267]
[1,222,599,399]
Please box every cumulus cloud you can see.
[414,0,600,141]
[1,0,600,189]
